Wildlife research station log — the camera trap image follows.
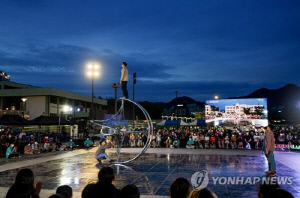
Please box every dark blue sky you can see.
[1,1,300,102]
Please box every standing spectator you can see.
[130,133,136,147]
[218,132,224,149]
[230,134,237,149]
[18,129,26,139]
[156,132,161,147]
[165,137,172,148]
[5,168,42,198]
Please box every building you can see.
[225,103,263,115]
[0,75,107,120]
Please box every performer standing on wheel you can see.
[120,62,128,99]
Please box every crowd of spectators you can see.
[0,126,88,159]
[119,125,300,150]
[5,167,294,198]
[1,124,299,159]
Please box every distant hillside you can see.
[229,84,300,121]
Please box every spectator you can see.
[169,177,191,198]
[18,129,26,139]
[269,189,294,198]
[56,185,73,198]
[67,139,76,150]
[165,137,172,148]
[189,188,218,198]
[156,132,162,147]
[230,134,237,149]
[6,143,19,159]
[130,133,136,147]
[24,142,34,155]
[43,141,52,152]
[120,184,140,198]
[172,137,180,148]
[97,167,120,198]
[5,168,42,198]
[258,182,280,198]
[84,138,93,149]
[49,194,65,198]
[186,137,195,149]
[82,183,98,198]
[32,142,41,153]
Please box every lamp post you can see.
[214,95,219,100]
[175,91,178,130]
[86,63,100,119]
[59,105,72,133]
[111,83,120,114]
[21,98,27,118]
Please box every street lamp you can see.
[59,105,72,133]
[214,95,219,100]
[86,63,100,119]
[21,98,27,118]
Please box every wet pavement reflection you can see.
[0,152,299,197]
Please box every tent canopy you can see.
[0,115,32,125]
[30,115,70,125]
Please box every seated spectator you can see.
[82,183,116,198]
[120,184,140,198]
[6,143,19,159]
[32,142,41,153]
[84,138,93,149]
[189,187,218,198]
[258,182,280,198]
[49,194,65,198]
[97,166,120,198]
[5,168,42,198]
[0,134,7,157]
[56,185,73,198]
[169,177,191,198]
[186,138,195,149]
[43,141,52,152]
[269,189,294,198]
[67,139,76,150]
[24,142,34,155]
[172,137,180,148]
[204,134,210,148]
[55,139,63,151]
[210,135,216,148]
[230,134,237,149]
[165,137,172,148]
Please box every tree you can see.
[243,107,251,115]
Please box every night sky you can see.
[1,1,300,102]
